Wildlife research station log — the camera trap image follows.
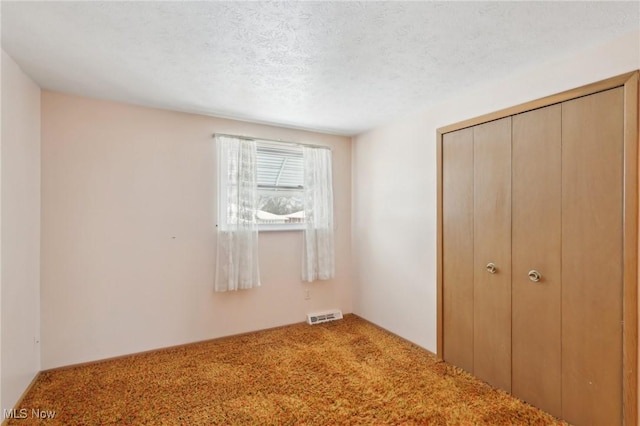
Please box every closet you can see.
[437,72,638,426]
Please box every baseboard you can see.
[42,318,319,373]
[1,372,41,426]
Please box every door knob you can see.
[486,263,497,274]
[528,270,542,282]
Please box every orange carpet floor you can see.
[10,315,566,425]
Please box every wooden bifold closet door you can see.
[441,117,513,393]
[439,74,635,426]
[473,117,512,393]
[561,87,624,425]
[511,104,562,418]
[442,128,474,374]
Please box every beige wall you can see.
[1,50,41,413]
[40,92,352,369]
[352,30,640,351]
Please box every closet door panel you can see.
[442,128,475,373]
[511,105,562,417]
[562,87,624,425]
[473,117,512,392]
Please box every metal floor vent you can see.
[306,309,343,325]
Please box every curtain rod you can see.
[213,133,332,151]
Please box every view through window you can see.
[256,141,305,228]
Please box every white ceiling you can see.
[2,2,639,135]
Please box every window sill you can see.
[258,224,306,232]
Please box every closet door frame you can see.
[436,71,639,424]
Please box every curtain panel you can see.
[302,146,335,282]
[215,136,261,291]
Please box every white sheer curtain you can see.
[302,146,335,282]
[215,135,261,291]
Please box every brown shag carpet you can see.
[11,315,566,425]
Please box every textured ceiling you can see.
[2,2,639,135]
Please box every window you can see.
[216,133,334,281]
[255,141,305,230]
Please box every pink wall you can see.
[40,91,352,369]
[1,50,41,413]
